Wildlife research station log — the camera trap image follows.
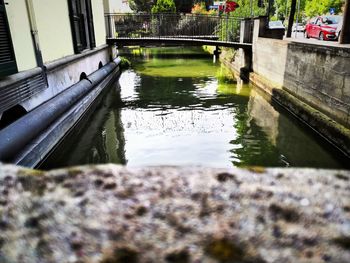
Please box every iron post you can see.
[339,0,350,44]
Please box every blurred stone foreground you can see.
[0,164,349,263]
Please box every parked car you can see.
[292,23,305,32]
[336,17,343,40]
[304,16,341,40]
[268,20,285,29]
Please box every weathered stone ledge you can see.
[0,164,349,263]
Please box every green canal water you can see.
[41,47,349,169]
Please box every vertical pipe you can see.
[295,0,300,38]
[107,15,111,38]
[25,0,47,85]
[339,0,350,44]
[158,13,160,38]
[267,0,271,20]
[250,0,253,17]
[286,0,296,37]
[25,0,44,68]
[226,14,228,42]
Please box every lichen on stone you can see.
[0,164,349,262]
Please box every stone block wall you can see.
[252,37,288,88]
[251,36,350,128]
[283,43,350,127]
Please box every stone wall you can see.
[226,18,350,155]
[283,42,350,127]
[251,35,350,128]
[0,164,349,262]
[252,37,288,88]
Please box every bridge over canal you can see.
[105,13,252,50]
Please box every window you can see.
[0,0,17,77]
[68,0,95,54]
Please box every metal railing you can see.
[105,13,243,43]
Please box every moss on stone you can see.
[248,167,266,174]
[18,168,45,177]
[102,246,139,263]
[204,238,244,262]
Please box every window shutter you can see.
[85,0,95,48]
[68,0,87,53]
[0,0,17,77]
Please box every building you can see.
[0,0,124,166]
[105,0,132,13]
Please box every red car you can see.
[304,16,340,40]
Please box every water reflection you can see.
[41,82,126,168]
[41,47,348,169]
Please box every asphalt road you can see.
[286,31,350,48]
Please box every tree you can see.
[191,2,207,14]
[151,0,176,13]
[174,0,195,12]
[232,0,266,17]
[128,0,155,12]
[304,0,344,17]
[274,0,306,22]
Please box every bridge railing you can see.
[105,13,243,43]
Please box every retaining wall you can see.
[253,37,350,128]
[227,18,350,156]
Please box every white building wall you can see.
[5,0,37,71]
[108,0,132,13]
[32,0,74,63]
[92,0,107,47]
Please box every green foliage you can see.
[128,0,214,13]
[232,0,266,18]
[119,57,131,69]
[216,0,265,42]
[304,0,344,17]
[151,0,176,13]
[127,0,345,21]
[191,2,208,14]
[274,0,344,22]
[174,0,195,12]
[128,0,154,12]
[216,66,236,84]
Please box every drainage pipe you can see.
[0,60,119,162]
[25,0,48,85]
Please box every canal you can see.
[41,47,349,169]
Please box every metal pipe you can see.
[267,0,272,20]
[339,0,350,44]
[0,61,119,162]
[286,0,296,37]
[25,0,44,68]
[250,0,253,17]
[295,0,300,38]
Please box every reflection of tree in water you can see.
[124,74,250,110]
[229,100,283,168]
[134,75,199,108]
[40,83,126,169]
[231,88,347,169]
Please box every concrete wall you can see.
[5,0,37,71]
[227,18,350,154]
[252,37,350,127]
[252,37,288,88]
[21,46,112,111]
[283,43,350,127]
